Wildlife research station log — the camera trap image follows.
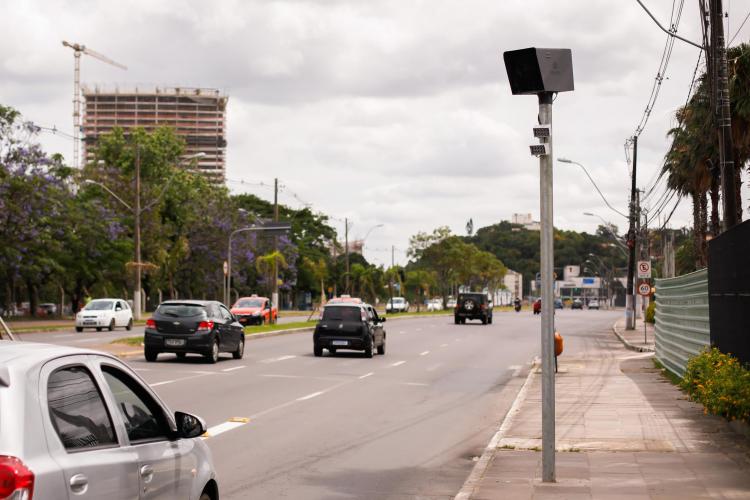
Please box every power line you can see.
[729,8,750,45]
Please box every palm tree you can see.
[256,251,287,296]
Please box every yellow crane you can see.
[62,41,127,168]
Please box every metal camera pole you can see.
[538,91,556,482]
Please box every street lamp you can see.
[85,151,205,320]
[558,158,628,220]
[583,212,628,256]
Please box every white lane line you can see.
[260,355,296,363]
[455,339,461,342]
[297,391,324,401]
[426,363,442,372]
[261,373,302,379]
[150,380,175,387]
[440,344,449,348]
[403,382,428,387]
[420,351,430,356]
[203,419,249,438]
[358,372,374,379]
[73,338,105,344]
[391,361,406,367]
[222,366,246,372]
[398,330,405,334]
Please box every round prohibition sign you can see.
[638,282,651,296]
[638,261,651,274]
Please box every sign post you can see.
[638,281,651,344]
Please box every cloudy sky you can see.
[3,0,750,266]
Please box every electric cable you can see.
[729,8,750,45]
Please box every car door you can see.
[114,301,126,327]
[219,304,240,350]
[41,357,140,500]
[97,362,195,500]
[370,307,384,345]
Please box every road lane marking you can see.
[150,380,175,387]
[420,351,430,356]
[426,363,442,372]
[74,338,105,344]
[391,361,406,367]
[403,382,428,387]
[399,331,405,334]
[260,355,296,363]
[203,419,249,438]
[358,372,374,379]
[440,344,449,348]
[297,391,324,401]
[222,366,246,372]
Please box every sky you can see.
[3,0,750,267]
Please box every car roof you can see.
[327,296,363,304]
[237,296,268,300]
[159,300,214,306]
[0,340,118,378]
[324,302,368,309]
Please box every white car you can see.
[386,297,409,313]
[426,299,443,311]
[76,298,133,332]
[0,340,219,500]
[588,299,600,310]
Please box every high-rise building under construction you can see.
[82,86,228,183]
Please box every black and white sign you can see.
[637,260,652,279]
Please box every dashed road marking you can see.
[222,365,246,372]
[440,344,449,348]
[261,355,296,363]
[420,351,430,356]
[398,331,405,334]
[150,380,175,387]
[297,391,324,401]
[359,372,374,379]
[203,418,249,439]
[391,361,406,367]
[403,382,428,387]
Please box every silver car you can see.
[0,341,218,500]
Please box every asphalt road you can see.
[112,309,620,499]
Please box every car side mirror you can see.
[175,411,206,439]
[380,317,386,322]
[116,307,122,311]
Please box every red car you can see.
[231,295,278,325]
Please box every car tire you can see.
[144,348,158,362]
[314,344,323,357]
[377,341,386,355]
[75,326,83,332]
[454,316,460,325]
[108,319,115,331]
[206,339,220,364]
[126,318,133,331]
[96,327,103,332]
[365,337,374,358]
[482,315,488,325]
[488,315,493,324]
[233,337,245,359]
[329,348,336,355]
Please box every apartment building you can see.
[82,86,228,183]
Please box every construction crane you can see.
[62,41,127,168]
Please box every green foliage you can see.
[681,348,750,423]
[645,300,655,324]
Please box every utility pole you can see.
[626,136,638,330]
[134,146,142,321]
[273,178,279,312]
[344,218,350,294]
[709,0,739,229]
[538,91,556,482]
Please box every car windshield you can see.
[322,306,361,322]
[84,300,113,310]
[391,298,404,304]
[157,304,205,318]
[236,299,263,308]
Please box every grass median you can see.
[110,320,317,346]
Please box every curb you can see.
[454,358,539,500]
[611,321,655,353]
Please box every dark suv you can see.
[454,292,493,325]
[313,303,386,358]
[144,300,245,363]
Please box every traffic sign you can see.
[638,282,651,296]
[637,260,652,279]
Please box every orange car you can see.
[231,295,278,325]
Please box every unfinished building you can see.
[82,86,228,183]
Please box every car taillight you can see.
[146,319,156,329]
[197,321,214,333]
[0,456,34,500]
[480,304,486,310]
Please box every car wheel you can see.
[488,315,493,325]
[206,339,220,364]
[108,319,115,331]
[460,318,466,324]
[96,327,103,332]
[314,344,323,357]
[176,352,186,359]
[75,326,83,332]
[454,316,460,325]
[377,340,386,355]
[329,348,337,355]
[144,348,158,362]
[126,318,133,331]
[233,337,245,359]
[482,315,488,325]
[365,337,374,358]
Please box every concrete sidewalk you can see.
[459,321,750,499]
[613,316,655,353]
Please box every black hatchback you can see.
[144,300,245,363]
[313,303,386,357]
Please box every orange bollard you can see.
[554,331,563,356]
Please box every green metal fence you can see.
[654,268,710,378]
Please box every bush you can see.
[645,300,655,323]
[681,348,750,422]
